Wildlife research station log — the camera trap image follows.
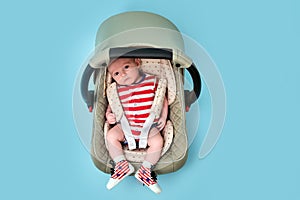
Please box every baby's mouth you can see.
[121,76,131,84]
[122,76,129,82]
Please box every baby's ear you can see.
[134,58,141,66]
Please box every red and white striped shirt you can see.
[117,74,158,138]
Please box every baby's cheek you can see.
[114,77,121,83]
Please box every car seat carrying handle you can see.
[80,64,94,112]
[185,63,201,111]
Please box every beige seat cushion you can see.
[140,59,176,105]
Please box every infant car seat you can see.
[80,11,201,174]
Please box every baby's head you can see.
[108,58,142,85]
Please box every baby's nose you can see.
[121,69,127,76]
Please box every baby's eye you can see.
[113,72,119,76]
[124,65,129,69]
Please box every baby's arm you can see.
[156,97,168,131]
[106,105,116,124]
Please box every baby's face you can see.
[108,58,142,85]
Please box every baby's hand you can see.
[106,113,116,124]
[156,117,167,131]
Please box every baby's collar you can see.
[133,72,146,84]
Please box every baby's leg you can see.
[144,128,164,165]
[106,124,134,190]
[135,128,163,193]
[106,124,125,159]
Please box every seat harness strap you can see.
[107,78,167,150]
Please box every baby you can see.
[105,58,168,194]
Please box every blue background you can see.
[1,0,299,199]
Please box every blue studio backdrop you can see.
[0,0,299,200]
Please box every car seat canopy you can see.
[89,11,190,69]
[95,11,184,48]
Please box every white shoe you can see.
[106,160,134,190]
[135,165,162,194]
